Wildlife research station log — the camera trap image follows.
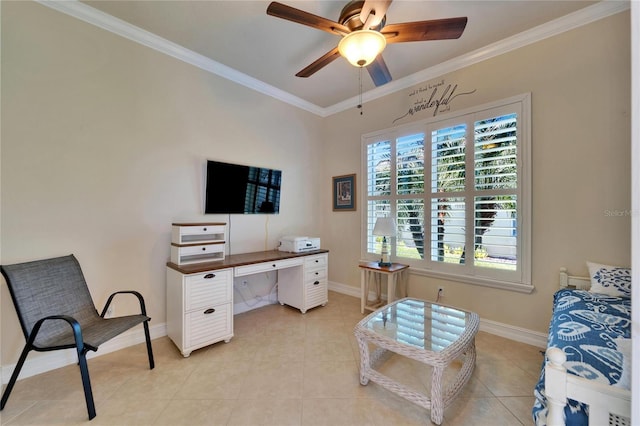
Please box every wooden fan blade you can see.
[360,0,392,29]
[367,55,392,87]
[267,2,350,36]
[381,17,468,43]
[295,47,341,78]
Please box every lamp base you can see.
[379,236,391,267]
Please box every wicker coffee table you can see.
[354,297,479,425]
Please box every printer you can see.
[278,236,321,253]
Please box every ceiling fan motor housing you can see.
[339,0,386,31]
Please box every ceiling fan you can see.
[266,0,468,87]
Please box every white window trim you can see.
[361,93,532,293]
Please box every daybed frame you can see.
[544,268,631,426]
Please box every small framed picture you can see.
[333,174,356,211]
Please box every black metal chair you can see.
[0,254,154,420]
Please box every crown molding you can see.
[37,0,629,118]
[326,0,630,116]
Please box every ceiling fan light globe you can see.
[338,30,386,68]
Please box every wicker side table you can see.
[354,297,479,425]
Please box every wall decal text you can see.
[393,80,476,123]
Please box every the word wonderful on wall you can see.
[393,79,476,124]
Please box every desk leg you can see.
[387,273,396,305]
[373,272,381,305]
[401,269,409,298]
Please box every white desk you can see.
[359,261,410,314]
[167,249,328,356]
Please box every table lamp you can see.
[373,217,396,267]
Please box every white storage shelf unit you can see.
[171,222,226,265]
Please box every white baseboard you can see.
[329,280,361,298]
[479,318,547,348]
[3,285,546,385]
[1,322,167,385]
[328,280,547,348]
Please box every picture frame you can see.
[333,174,356,211]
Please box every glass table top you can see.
[359,298,473,352]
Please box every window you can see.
[362,94,531,292]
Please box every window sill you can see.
[409,267,535,294]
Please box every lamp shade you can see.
[338,30,387,67]
[373,217,396,237]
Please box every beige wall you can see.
[0,2,631,369]
[323,11,631,334]
[0,2,324,363]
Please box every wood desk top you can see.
[167,249,329,274]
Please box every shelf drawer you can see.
[234,257,303,277]
[185,303,231,348]
[171,242,225,265]
[172,223,226,245]
[305,254,327,269]
[185,269,232,311]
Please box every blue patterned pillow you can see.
[587,261,631,297]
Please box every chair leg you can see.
[77,350,96,420]
[143,321,155,369]
[0,344,31,410]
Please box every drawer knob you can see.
[272,264,276,268]
[203,227,207,231]
[314,281,320,285]
[204,273,215,279]
[204,308,216,314]
[315,260,319,263]
[315,272,319,275]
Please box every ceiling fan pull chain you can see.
[358,67,363,115]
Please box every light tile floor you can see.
[1,291,543,425]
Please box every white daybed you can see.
[533,267,632,426]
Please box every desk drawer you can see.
[305,254,327,269]
[306,278,327,305]
[185,269,232,311]
[305,268,327,282]
[185,302,231,348]
[234,257,303,276]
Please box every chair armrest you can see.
[100,291,148,318]
[29,315,85,350]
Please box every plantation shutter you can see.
[366,141,392,254]
[472,113,518,269]
[396,134,425,260]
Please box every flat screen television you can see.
[205,160,282,214]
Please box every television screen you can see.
[205,160,281,214]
